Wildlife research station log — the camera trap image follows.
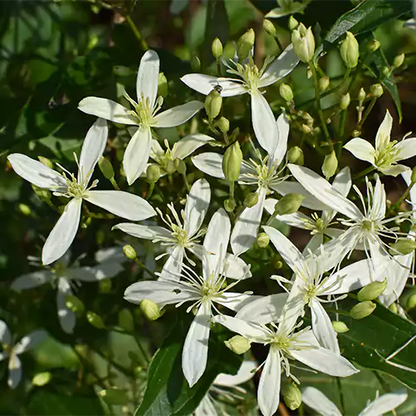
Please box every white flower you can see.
[265,0,311,18]
[0,320,47,388]
[302,386,408,416]
[124,208,253,387]
[344,110,416,176]
[11,248,125,333]
[213,312,358,416]
[78,50,203,184]
[7,119,156,265]
[181,46,298,156]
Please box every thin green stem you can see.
[182,172,191,192]
[337,110,347,158]
[216,58,222,76]
[125,14,148,51]
[110,177,120,190]
[133,257,157,279]
[389,181,415,214]
[133,333,150,365]
[336,378,346,414]
[352,165,376,180]
[356,98,377,133]
[146,182,155,200]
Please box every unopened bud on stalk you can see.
[274,259,283,269]
[393,53,405,69]
[288,146,304,165]
[222,141,243,182]
[292,24,315,63]
[350,301,376,319]
[358,88,366,102]
[263,19,276,37]
[407,294,416,310]
[158,72,168,98]
[370,83,384,98]
[279,83,294,102]
[322,150,338,180]
[191,55,201,72]
[332,321,349,333]
[146,164,161,183]
[301,124,312,134]
[282,383,302,411]
[140,299,163,321]
[244,192,259,208]
[390,239,416,255]
[204,90,223,119]
[211,37,223,59]
[340,93,351,110]
[224,199,236,212]
[340,32,359,68]
[319,76,330,91]
[38,156,53,169]
[273,193,304,216]
[224,335,251,355]
[99,389,129,405]
[216,116,230,133]
[237,29,255,61]
[389,303,398,314]
[18,203,31,216]
[367,39,380,52]
[87,311,105,329]
[118,308,134,333]
[99,156,115,180]
[32,372,51,386]
[65,295,85,316]
[288,16,299,31]
[123,245,137,260]
[358,279,387,301]
[256,232,270,248]
[166,160,176,175]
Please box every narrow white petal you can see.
[14,330,47,354]
[182,302,211,387]
[395,138,416,161]
[65,262,123,282]
[11,271,54,291]
[216,292,255,312]
[86,190,156,221]
[57,277,76,334]
[78,118,108,185]
[159,245,185,281]
[380,164,409,177]
[172,134,214,160]
[181,74,247,97]
[123,125,152,185]
[42,198,82,266]
[264,200,311,229]
[192,152,225,179]
[214,360,257,387]
[344,138,375,164]
[113,223,170,240]
[359,389,408,416]
[185,178,211,237]
[8,355,22,389]
[195,396,217,416]
[212,314,268,341]
[302,387,342,416]
[303,233,324,255]
[273,113,289,165]
[279,278,307,334]
[0,320,12,345]
[258,346,281,416]
[78,97,138,125]
[223,254,252,280]
[7,154,66,190]
[332,167,352,197]
[154,101,203,128]
[402,170,416,208]
[137,50,159,109]
[371,175,386,220]
[375,110,393,151]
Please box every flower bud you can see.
[216,116,230,133]
[166,160,176,175]
[99,279,112,294]
[282,383,302,411]
[18,203,31,216]
[123,244,137,260]
[263,19,276,37]
[393,53,405,69]
[279,83,294,102]
[390,239,416,256]
[407,294,416,310]
[86,311,105,329]
[332,321,349,333]
[118,308,134,333]
[174,159,187,175]
[211,37,223,59]
[301,123,312,134]
[256,232,270,248]
[370,83,383,98]
[288,16,299,31]
[98,156,115,180]
[389,303,398,314]
[358,87,366,102]
[319,76,330,91]
[224,335,251,355]
[244,192,259,208]
[223,141,243,183]
[288,146,304,165]
[204,90,223,119]
[191,55,201,72]
[99,389,129,405]
[65,294,85,316]
[292,24,315,63]
[140,299,163,321]
[412,166,416,183]
[340,93,351,110]
[38,156,54,169]
[322,150,338,180]
[32,372,51,387]
[237,29,255,61]
[367,39,380,52]
[158,72,168,98]
[224,198,236,212]
[350,301,376,320]
[340,32,359,68]
[357,279,387,301]
[273,193,304,216]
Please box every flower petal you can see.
[137,50,159,109]
[42,198,82,266]
[14,330,47,355]
[395,137,416,161]
[7,154,67,190]
[123,125,152,185]
[344,138,375,164]
[172,134,214,160]
[212,314,268,341]
[181,74,247,97]
[272,113,289,165]
[332,167,352,198]
[216,292,255,312]
[302,387,342,416]
[86,190,156,221]
[192,152,225,179]
[159,245,185,281]
[78,97,138,125]
[375,110,393,151]
[113,223,171,240]
[8,355,22,389]
[0,320,12,345]
[182,302,211,387]
[223,254,252,280]
[380,164,409,177]
[153,101,203,128]
[57,277,76,334]
[264,200,311,229]
[359,389,408,416]
[185,178,211,237]
[214,359,257,387]
[11,271,54,291]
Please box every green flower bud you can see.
[99,389,129,405]
[244,192,259,208]
[350,301,376,320]
[340,93,351,110]
[158,72,168,98]
[367,39,380,53]
[86,311,105,329]
[332,321,349,333]
[224,199,236,212]
[292,24,315,63]
[389,303,398,314]
[263,19,276,37]
[32,185,51,202]
[145,165,160,184]
[38,156,54,169]
[123,244,137,260]
[256,232,270,248]
[140,299,163,321]
[118,308,134,333]
[237,29,255,61]
[322,150,338,180]
[99,278,112,294]
[358,87,366,102]
[288,146,304,165]
[224,335,251,355]
[319,76,330,91]
[274,259,283,269]
[357,279,387,301]
[390,239,416,256]
[211,37,223,59]
[18,203,31,216]
[273,193,304,216]
[340,32,359,69]
[279,83,294,102]
[301,123,312,134]
[166,160,176,175]
[216,116,230,133]
[407,294,416,310]
[204,90,223,119]
[223,141,243,183]
[370,83,384,98]
[288,16,299,31]
[98,156,115,180]
[65,295,85,316]
[32,372,51,387]
[191,55,201,72]
[282,383,302,411]
[174,159,187,175]
[393,53,405,69]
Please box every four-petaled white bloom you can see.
[7,119,156,265]
[123,208,253,387]
[344,110,416,177]
[11,248,125,333]
[0,320,47,388]
[78,50,203,184]
[302,386,408,416]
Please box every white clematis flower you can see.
[7,119,156,266]
[124,208,253,387]
[181,45,299,154]
[11,248,125,334]
[213,313,358,416]
[78,50,203,184]
[344,110,416,177]
[0,320,47,389]
[302,386,408,416]
[266,0,311,18]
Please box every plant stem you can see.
[134,257,157,279]
[337,378,346,414]
[182,172,191,191]
[352,165,375,180]
[356,97,377,133]
[146,182,155,200]
[125,14,148,51]
[110,177,120,190]
[389,181,415,214]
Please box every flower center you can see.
[124,92,163,127]
[361,219,376,233]
[271,334,291,351]
[374,141,399,169]
[171,224,188,247]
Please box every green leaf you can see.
[135,313,242,416]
